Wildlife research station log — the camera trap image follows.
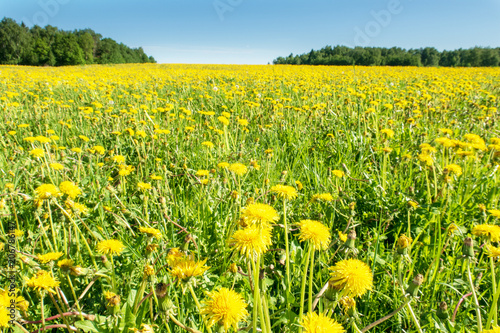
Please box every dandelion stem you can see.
[250,257,261,333]
[485,256,498,328]
[467,259,483,332]
[299,245,312,332]
[283,199,291,291]
[308,249,315,313]
[188,284,213,333]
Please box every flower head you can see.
[229,163,247,176]
[270,185,298,200]
[37,252,64,264]
[26,270,60,294]
[34,184,61,200]
[444,164,462,177]
[298,220,331,250]
[139,227,162,239]
[169,257,209,283]
[329,259,373,298]
[488,209,500,218]
[97,239,125,256]
[240,203,279,227]
[486,245,500,259]
[312,193,334,202]
[472,224,500,242]
[299,312,345,333]
[201,287,249,331]
[137,182,152,191]
[29,148,45,158]
[59,181,81,199]
[0,307,9,328]
[332,170,345,178]
[230,225,272,258]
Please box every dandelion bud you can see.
[231,191,239,199]
[144,264,155,277]
[462,237,474,258]
[70,265,86,276]
[155,282,168,299]
[159,196,166,205]
[406,274,424,297]
[282,170,288,176]
[346,229,356,249]
[436,301,449,320]
[397,235,413,255]
[101,255,112,270]
[229,263,238,274]
[349,202,356,210]
[181,234,193,251]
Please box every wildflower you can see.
[482,327,500,333]
[37,252,64,264]
[144,264,155,277]
[295,180,303,190]
[444,164,462,176]
[270,184,298,200]
[104,291,121,307]
[71,147,82,154]
[112,155,126,164]
[339,296,356,315]
[218,116,229,126]
[408,200,418,209]
[418,153,433,166]
[201,287,249,331]
[240,203,279,227]
[229,163,247,176]
[312,193,334,202]
[79,135,90,142]
[488,209,500,218]
[298,220,331,250]
[97,239,125,256]
[29,148,45,158]
[59,181,81,199]
[0,289,29,312]
[329,259,373,298]
[218,162,230,169]
[166,248,185,267]
[0,307,9,328]
[150,175,162,180]
[137,182,152,191]
[169,257,209,283]
[486,245,500,259]
[130,324,156,333]
[380,128,394,138]
[338,231,348,243]
[93,145,105,154]
[447,223,458,236]
[49,163,64,170]
[230,225,272,258]
[202,141,214,148]
[57,259,74,269]
[196,170,210,177]
[300,312,345,333]
[332,170,345,178]
[118,165,135,176]
[34,184,61,200]
[479,204,487,212]
[139,226,162,239]
[472,224,500,242]
[26,270,60,294]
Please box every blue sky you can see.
[2,0,500,64]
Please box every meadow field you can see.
[1,64,500,333]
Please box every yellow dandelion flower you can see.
[79,135,90,142]
[49,163,64,170]
[137,182,152,191]
[71,147,82,154]
[482,326,500,333]
[59,181,81,199]
[201,287,249,331]
[169,257,209,282]
[144,264,155,277]
[0,307,9,328]
[26,270,60,294]
[139,226,162,239]
[240,203,279,227]
[112,155,126,164]
[167,248,185,267]
[218,162,230,169]
[444,164,462,176]
[338,231,348,243]
[300,312,345,333]
[332,170,345,178]
[472,224,500,242]
[312,193,334,202]
[37,252,64,264]
[397,235,412,249]
[298,219,331,250]
[408,201,418,208]
[218,116,229,126]
[488,209,500,218]
[486,245,500,259]
[295,180,303,190]
[329,259,373,298]
[229,163,247,176]
[202,141,214,148]
[93,145,105,154]
[270,184,298,200]
[196,170,210,177]
[57,259,74,269]
[380,128,394,138]
[418,153,433,166]
[230,225,272,258]
[339,296,356,314]
[34,184,61,200]
[29,148,45,158]
[97,239,125,256]
[104,291,121,307]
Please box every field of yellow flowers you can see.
[1,64,500,333]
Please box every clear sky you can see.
[2,0,500,64]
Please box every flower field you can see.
[1,64,500,332]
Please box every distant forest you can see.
[0,18,155,66]
[273,46,500,67]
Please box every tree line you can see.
[0,18,156,66]
[273,46,500,67]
